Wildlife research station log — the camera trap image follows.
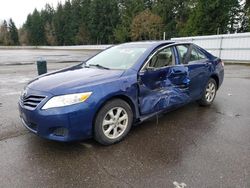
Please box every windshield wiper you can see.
[88,64,110,70]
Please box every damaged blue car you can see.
[19,41,224,145]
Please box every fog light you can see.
[53,128,68,137]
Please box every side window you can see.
[196,48,207,59]
[176,45,189,64]
[148,47,175,69]
[189,47,207,62]
[177,45,207,64]
[189,48,200,61]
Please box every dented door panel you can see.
[187,61,210,99]
[138,66,191,115]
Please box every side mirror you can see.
[139,66,154,77]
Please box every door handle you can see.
[173,70,183,75]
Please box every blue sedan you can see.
[19,41,224,145]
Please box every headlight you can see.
[42,92,92,110]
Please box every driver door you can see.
[138,46,191,115]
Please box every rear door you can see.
[138,45,191,115]
[176,44,210,100]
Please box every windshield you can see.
[84,44,148,70]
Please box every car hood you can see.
[27,66,124,95]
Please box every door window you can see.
[176,45,189,64]
[177,45,207,64]
[147,47,175,69]
[189,47,207,62]
[196,48,207,60]
[189,48,200,61]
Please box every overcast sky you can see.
[0,0,66,28]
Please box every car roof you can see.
[119,41,198,50]
[121,40,175,48]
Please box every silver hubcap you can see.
[102,107,128,139]
[205,82,216,103]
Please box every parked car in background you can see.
[19,41,224,145]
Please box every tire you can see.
[198,78,217,106]
[94,99,133,145]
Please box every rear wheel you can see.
[94,99,133,145]
[198,78,217,106]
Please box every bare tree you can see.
[131,9,163,41]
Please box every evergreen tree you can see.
[184,0,242,35]
[114,0,145,42]
[153,0,178,39]
[53,3,65,45]
[71,0,83,43]
[246,0,250,31]
[25,9,46,45]
[75,24,90,44]
[41,4,55,24]
[227,0,243,33]
[240,13,250,32]
[9,19,19,45]
[44,22,57,45]
[78,0,92,44]
[174,0,192,37]
[19,0,249,45]
[89,0,120,44]
[62,0,75,45]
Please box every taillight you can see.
[219,59,224,67]
[221,61,224,67]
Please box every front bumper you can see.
[18,88,94,142]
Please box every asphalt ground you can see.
[0,49,250,188]
[0,49,98,65]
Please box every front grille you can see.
[21,95,46,109]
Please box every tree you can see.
[62,0,75,45]
[174,0,193,37]
[227,0,243,33]
[75,24,90,44]
[9,19,19,45]
[41,4,55,25]
[40,4,56,45]
[114,0,145,42]
[53,3,65,45]
[19,0,250,45]
[89,0,120,44]
[184,0,242,35]
[131,9,163,40]
[44,22,57,45]
[153,0,177,39]
[24,9,46,45]
[78,0,92,44]
[18,27,29,45]
[245,0,250,31]
[0,20,11,45]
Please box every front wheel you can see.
[94,99,133,145]
[198,78,217,106]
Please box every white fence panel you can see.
[172,32,250,62]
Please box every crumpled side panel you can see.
[139,84,190,115]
